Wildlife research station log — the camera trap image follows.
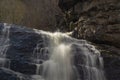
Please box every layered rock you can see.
[59,0,120,47]
[58,0,120,80]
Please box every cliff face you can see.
[59,0,120,47]
[58,0,120,80]
[75,0,120,48]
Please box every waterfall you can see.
[73,43,106,80]
[0,23,11,68]
[0,24,107,80]
[33,29,106,80]
[41,33,75,80]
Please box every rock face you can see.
[0,24,41,75]
[93,43,120,80]
[0,23,107,80]
[59,0,120,48]
[58,0,80,11]
[0,23,41,80]
[58,0,120,80]
[77,0,120,48]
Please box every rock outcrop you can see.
[58,0,120,80]
[59,0,120,47]
[0,23,42,80]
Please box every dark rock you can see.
[59,0,120,48]
[94,44,120,80]
[0,68,30,80]
[0,68,19,80]
[104,56,120,80]
[58,0,120,80]
[58,0,80,11]
[0,24,44,75]
[10,60,36,75]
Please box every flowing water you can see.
[0,23,11,68]
[0,24,106,80]
[33,30,106,80]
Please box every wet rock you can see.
[0,68,30,80]
[104,56,120,80]
[59,0,120,80]
[10,60,36,75]
[94,44,120,80]
[0,23,120,80]
[0,23,43,75]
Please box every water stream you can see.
[0,25,106,80]
[33,30,106,80]
[0,23,11,68]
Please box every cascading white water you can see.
[33,29,106,80]
[75,43,106,80]
[0,23,11,68]
[42,44,73,80]
[41,32,75,80]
